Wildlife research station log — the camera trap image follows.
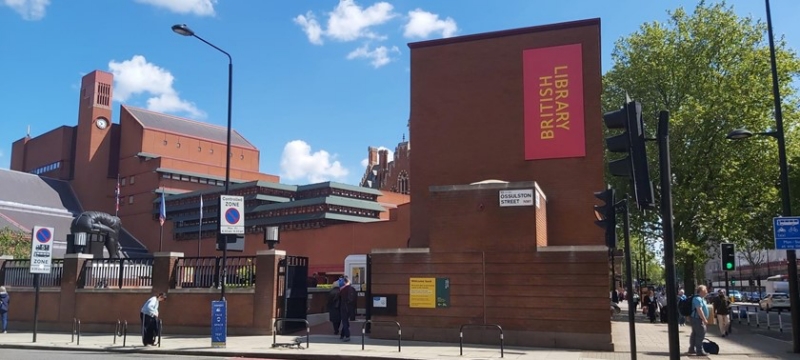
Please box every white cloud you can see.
[403,9,458,39]
[280,140,349,183]
[293,12,323,45]
[108,55,204,119]
[2,0,50,21]
[294,0,396,44]
[134,0,216,16]
[347,44,400,68]
[360,158,369,168]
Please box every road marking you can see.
[757,333,792,343]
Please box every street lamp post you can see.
[171,24,234,302]
[726,0,800,352]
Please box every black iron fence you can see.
[1,259,64,287]
[173,256,256,289]
[80,258,154,289]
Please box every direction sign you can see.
[211,300,227,348]
[773,217,800,250]
[30,226,54,274]
[219,195,244,235]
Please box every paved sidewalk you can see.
[0,306,797,359]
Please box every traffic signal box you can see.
[721,243,736,271]
[601,101,655,210]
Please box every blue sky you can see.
[1,0,798,185]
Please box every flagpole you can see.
[159,188,166,252]
[115,174,120,217]
[198,195,203,257]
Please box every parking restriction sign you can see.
[30,226,54,274]
[219,195,244,234]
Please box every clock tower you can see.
[71,70,115,213]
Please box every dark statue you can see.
[70,211,122,258]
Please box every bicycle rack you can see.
[361,320,401,352]
[272,318,310,349]
[113,320,126,345]
[459,324,504,358]
[71,318,81,345]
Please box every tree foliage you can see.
[602,1,800,286]
[0,227,30,259]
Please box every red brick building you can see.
[8,70,410,269]
[369,19,611,351]
[360,135,411,195]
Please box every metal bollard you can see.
[114,320,121,344]
[76,319,81,345]
[123,320,128,347]
[158,319,163,347]
[767,310,771,330]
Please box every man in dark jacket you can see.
[339,277,357,342]
[712,289,731,337]
[327,282,341,335]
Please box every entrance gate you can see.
[275,255,309,334]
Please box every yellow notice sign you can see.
[409,277,436,308]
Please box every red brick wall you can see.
[369,249,611,350]
[427,183,542,253]
[408,20,604,248]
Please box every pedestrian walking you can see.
[0,286,9,333]
[140,292,166,346]
[677,289,687,326]
[328,281,341,335]
[338,277,357,342]
[713,289,731,336]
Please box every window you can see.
[121,178,126,186]
[128,196,134,204]
[130,176,135,184]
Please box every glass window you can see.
[130,176,135,184]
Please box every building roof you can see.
[0,169,148,257]
[123,105,256,149]
[0,169,82,212]
[298,181,383,196]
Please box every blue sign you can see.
[773,217,800,250]
[211,300,227,348]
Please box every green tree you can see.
[0,227,30,259]
[602,1,800,291]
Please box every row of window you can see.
[170,204,379,229]
[31,161,61,175]
[161,139,246,160]
[162,172,227,187]
[172,220,328,240]
[120,175,136,186]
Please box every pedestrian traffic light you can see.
[721,243,736,271]
[594,186,617,248]
[601,101,655,210]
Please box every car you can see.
[729,290,743,302]
[760,293,791,311]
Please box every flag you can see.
[115,174,120,215]
[159,191,167,226]
[199,195,204,223]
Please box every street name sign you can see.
[499,189,534,207]
[219,195,244,235]
[773,216,800,250]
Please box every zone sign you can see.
[219,195,245,235]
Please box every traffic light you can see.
[594,186,617,248]
[601,101,655,210]
[721,243,736,271]
[731,277,737,286]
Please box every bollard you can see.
[76,319,81,346]
[767,310,771,330]
[114,320,121,344]
[158,319,163,347]
[123,320,128,347]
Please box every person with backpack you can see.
[338,277,357,342]
[677,289,687,326]
[686,285,710,356]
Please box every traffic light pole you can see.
[618,196,637,360]
[724,271,729,296]
[658,111,680,360]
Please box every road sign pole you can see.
[32,273,40,343]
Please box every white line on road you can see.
[757,334,792,343]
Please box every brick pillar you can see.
[59,253,92,323]
[0,255,13,286]
[254,250,285,334]
[152,252,183,294]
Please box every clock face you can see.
[96,118,108,130]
